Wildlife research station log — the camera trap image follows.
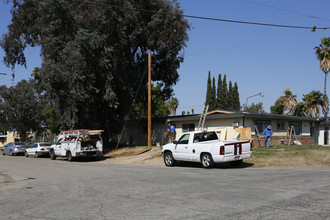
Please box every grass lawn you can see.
[246,145,330,168]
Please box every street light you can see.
[245,92,264,107]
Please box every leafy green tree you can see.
[1,0,189,146]
[133,84,171,118]
[0,79,44,141]
[243,102,265,113]
[216,74,223,109]
[294,102,305,117]
[270,98,284,114]
[314,37,330,117]
[227,81,234,110]
[302,91,324,118]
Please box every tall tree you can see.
[314,37,330,117]
[222,75,228,109]
[233,82,240,111]
[279,88,298,116]
[205,71,212,109]
[1,0,189,146]
[303,91,324,118]
[209,76,217,110]
[227,81,234,110]
[216,74,223,109]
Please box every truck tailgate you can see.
[225,141,251,157]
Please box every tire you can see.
[163,152,176,166]
[35,152,39,158]
[50,150,56,160]
[230,159,243,167]
[2,151,5,156]
[201,153,214,168]
[9,150,13,156]
[25,151,29,157]
[67,151,73,162]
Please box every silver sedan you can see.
[2,142,27,156]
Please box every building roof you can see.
[165,110,316,122]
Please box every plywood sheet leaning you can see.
[235,127,252,140]
[226,129,240,140]
[216,129,227,140]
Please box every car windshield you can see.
[40,143,51,146]
[14,142,26,145]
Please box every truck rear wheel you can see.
[50,150,56,160]
[164,152,176,166]
[201,153,214,168]
[67,151,73,162]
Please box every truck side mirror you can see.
[172,140,177,144]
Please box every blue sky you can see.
[1,0,330,114]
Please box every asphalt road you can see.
[1,156,330,220]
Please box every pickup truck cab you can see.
[49,129,103,161]
[162,130,252,168]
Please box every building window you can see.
[182,124,195,132]
[277,121,285,130]
[289,122,302,135]
[255,120,271,134]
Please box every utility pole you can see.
[148,52,152,149]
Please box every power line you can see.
[70,0,330,31]
[242,0,330,22]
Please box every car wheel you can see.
[25,151,29,157]
[2,150,5,156]
[201,153,214,168]
[9,150,13,156]
[164,152,176,166]
[230,159,243,167]
[67,151,73,162]
[35,152,39,158]
[50,150,56,160]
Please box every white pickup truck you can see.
[162,130,252,168]
[49,129,103,161]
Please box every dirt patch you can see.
[101,147,164,166]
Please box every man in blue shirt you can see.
[263,125,273,148]
[169,124,176,142]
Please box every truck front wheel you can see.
[201,153,214,168]
[164,152,176,166]
[50,150,56,160]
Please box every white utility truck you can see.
[162,130,252,168]
[49,129,103,161]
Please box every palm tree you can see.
[303,91,324,118]
[314,37,330,116]
[279,88,297,116]
[168,97,179,116]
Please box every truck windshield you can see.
[193,132,218,142]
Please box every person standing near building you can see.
[169,123,176,142]
[263,125,273,148]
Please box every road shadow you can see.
[175,161,255,169]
